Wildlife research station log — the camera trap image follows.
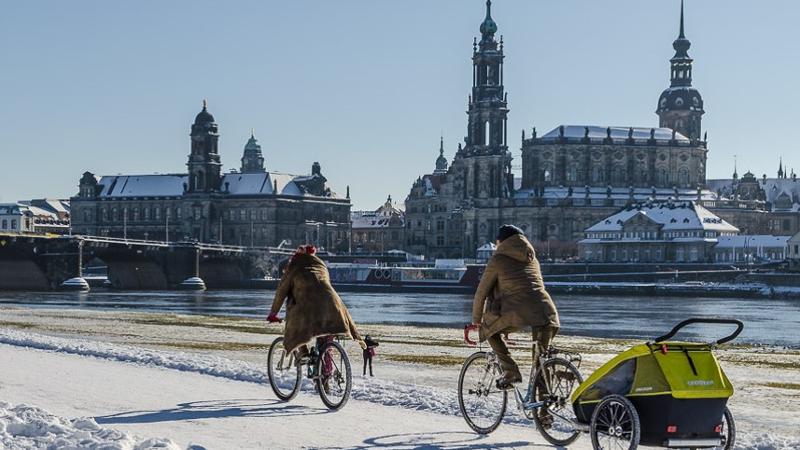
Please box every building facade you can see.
[405,1,716,260]
[71,103,352,251]
[578,201,738,263]
[350,195,405,253]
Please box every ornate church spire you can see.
[479,0,498,43]
[434,136,448,173]
[656,0,704,141]
[461,0,508,156]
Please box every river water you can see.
[0,290,796,348]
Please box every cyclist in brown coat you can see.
[268,245,365,361]
[472,225,560,389]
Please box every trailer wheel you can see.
[590,394,640,450]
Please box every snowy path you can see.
[1,308,799,449]
[0,342,565,450]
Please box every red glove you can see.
[267,312,282,323]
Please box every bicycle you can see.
[457,324,584,446]
[267,332,353,410]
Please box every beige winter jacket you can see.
[472,234,560,341]
[270,254,365,353]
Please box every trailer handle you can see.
[653,318,744,345]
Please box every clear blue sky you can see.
[2,1,798,210]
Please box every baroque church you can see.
[70,102,352,251]
[405,1,717,260]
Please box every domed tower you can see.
[187,100,222,192]
[240,129,265,173]
[656,1,704,141]
[434,137,448,174]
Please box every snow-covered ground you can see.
[1,307,799,449]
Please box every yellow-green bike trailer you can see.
[571,318,742,449]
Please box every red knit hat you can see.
[291,244,316,259]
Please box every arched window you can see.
[592,167,602,182]
[143,207,150,221]
[154,207,161,221]
[132,207,139,221]
[678,168,689,186]
[111,208,118,221]
[1,219,6,229]
[567,166,578,182]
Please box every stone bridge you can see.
[0,233,291,290]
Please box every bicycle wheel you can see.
[457,351,508,434]
[267,337,302,401]
[712,407,735,450]
[590,394,640,450]
[532,357,583,446]
[316,340,352,410]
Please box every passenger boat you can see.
[325,259,485,293]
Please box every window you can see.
[250,210,256,221]
[240,209,246,221]
[143,207,150,221]
[229,210,236,221]
[154,207,161,221]
[1,220,6,229]
[132,207,139,221]
[176,207,182,220]
[436,236,445,246]
[436,220,445,231]
[11,219,17,230]
[261,209,268,221]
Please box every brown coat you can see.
[472,234,560,342]
[270,253,364,353]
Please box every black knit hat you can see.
[496,224,524,242]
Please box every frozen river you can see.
[0,289,797,348]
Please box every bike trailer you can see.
[571,318,742,447]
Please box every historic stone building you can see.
[70,103,352,251]
[405,1,718,260]
[350,195,405,253]
[578,201,738,263]
[707,162,800,237]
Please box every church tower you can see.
[241,129,266,173]
[434,137,448,174]
[187,101,222,192]
[454,0,513,200]
[656,1,704,141]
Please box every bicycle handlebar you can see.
[653,318,744,345]
[464,324,479,345]
[463,324,515,347]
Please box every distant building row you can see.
[69,103,352,251]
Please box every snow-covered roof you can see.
[707,177,800,212]
[585,201,739,233]
[222,172,302,196]
[93,172,342,198]
[97,174,186,197]
[538,125,690,144]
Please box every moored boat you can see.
[325,259,484,293]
